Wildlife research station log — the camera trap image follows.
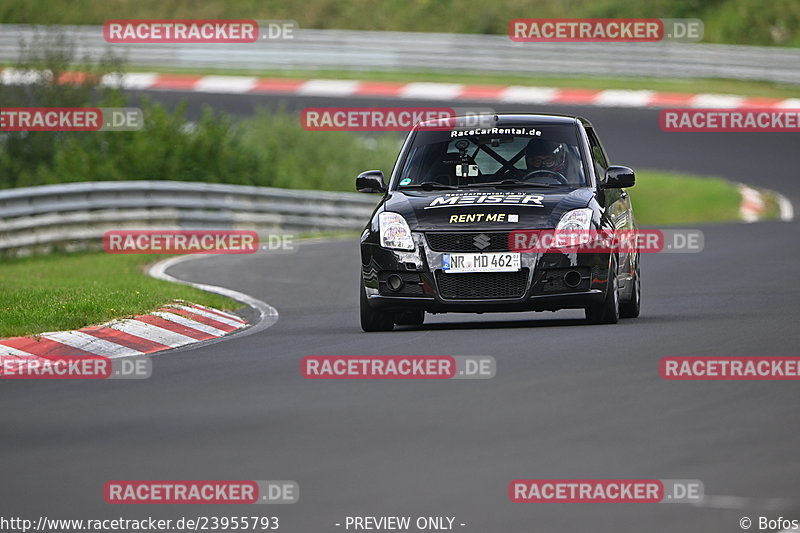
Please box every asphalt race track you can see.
[2,90,799,532]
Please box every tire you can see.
[585,259,620,325]
[619,256,641,319]
[394,310,425,326]
[360,282,395,332]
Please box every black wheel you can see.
[619,256,641,319]
[394,310,425,326]
[585,259,619,325]
[360,282,395,332]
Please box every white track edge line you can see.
[147,255,279,353]
[777,193,795,222]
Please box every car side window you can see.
[586,128,608,179]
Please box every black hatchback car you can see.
[357,113,640,331]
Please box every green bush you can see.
[236,110,400,191]
[0,102,402,190]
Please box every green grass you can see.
[0,252,240,338]
[1,0,798,47]
[630,170,742,225]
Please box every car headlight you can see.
[554,208,594,247]
[556,208,593,231]
[379,212,415,250]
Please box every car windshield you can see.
[396,124,586,190]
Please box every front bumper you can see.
[361,232,611,314]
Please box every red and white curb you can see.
[0,303,248,368]
[147,254,279,345]
[738,185,795,223]
[0,254,280,371]
[2,68,799,109]
[739,185,766,223]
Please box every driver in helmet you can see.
[525,139,568,175]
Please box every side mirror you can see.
[602,166,635,189]
[356,170,387,193]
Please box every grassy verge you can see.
[630,170,742,225]
[0,253,240,338]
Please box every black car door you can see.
[585,126,634,282]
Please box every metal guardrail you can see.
[1,24,799,84]
[0,181,378,254]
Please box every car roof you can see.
[417,113,593,129]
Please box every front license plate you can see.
[442,252,521,273]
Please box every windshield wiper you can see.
[465,180,553,188]
[400,182,459,190]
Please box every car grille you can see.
[425,232,511,252]
[435,269,528,300]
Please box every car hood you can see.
[383,187,595,230]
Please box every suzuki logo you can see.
[473,233,491,250]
